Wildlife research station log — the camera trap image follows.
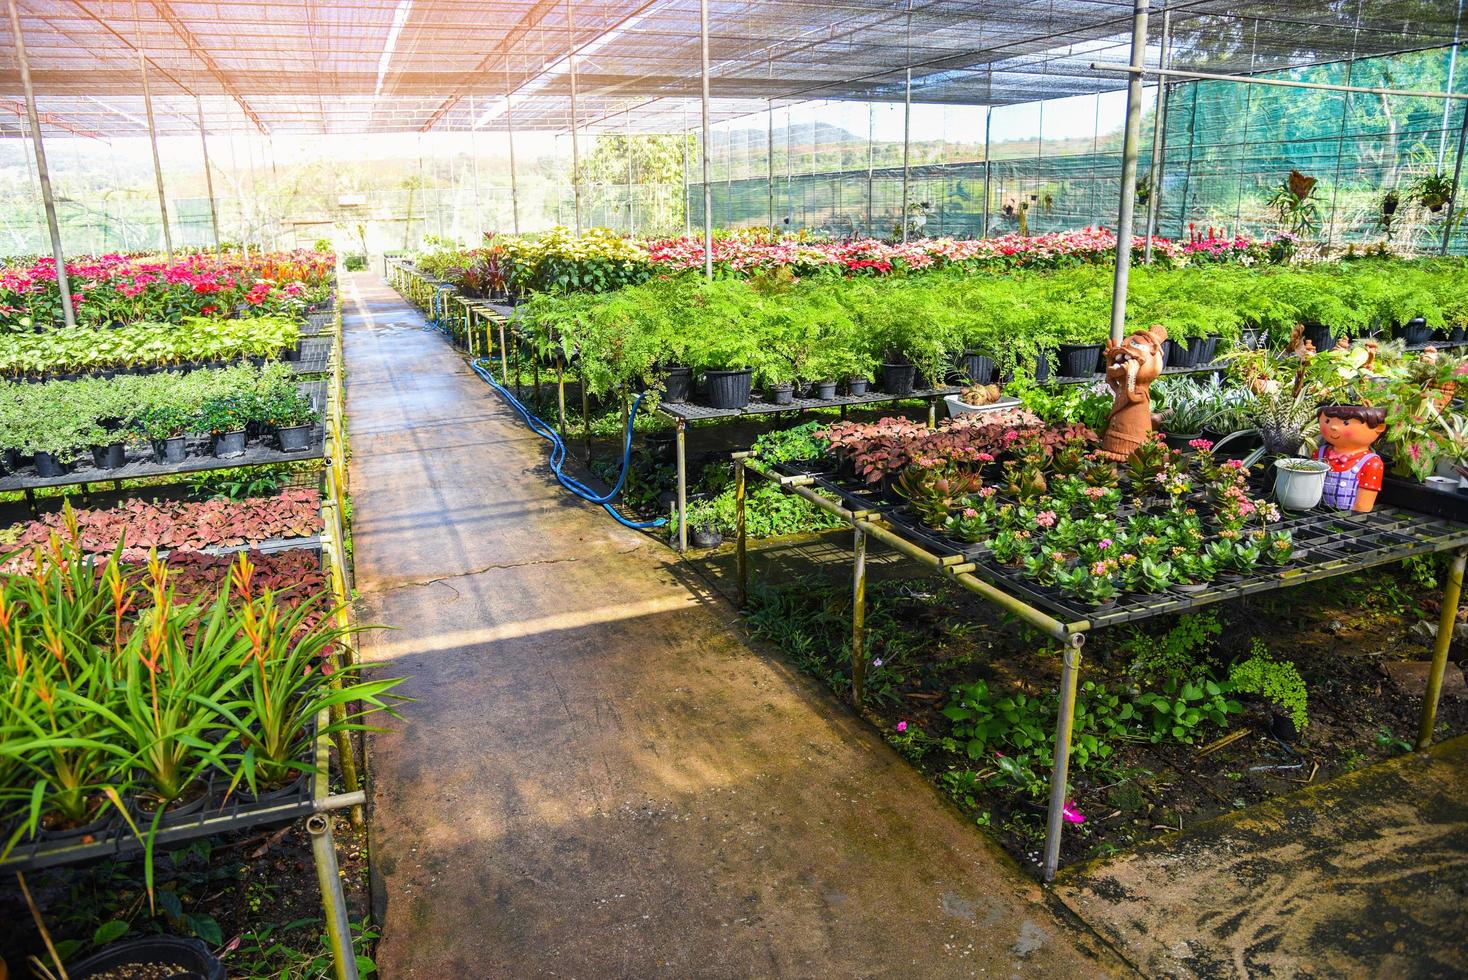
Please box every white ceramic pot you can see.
[1274,457,1330,510]
[944,394,1022,418]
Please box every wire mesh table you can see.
[732,455,1468,881]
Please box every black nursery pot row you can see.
[1,424,317,480]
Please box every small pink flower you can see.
[1188,438,1214,451]
[1062,802,1086,824]
[1098,538,1113,550]
[1036,510,1057,528]
[962,508,978,519]
[896,720,908,732]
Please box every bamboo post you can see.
[735,456,748,607]
[851,525,868,706]
[1042,635,1086,881]
[1418,549,1466,748]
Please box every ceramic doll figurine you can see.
[1100,324,1169,461]
[1316,405,1387,513]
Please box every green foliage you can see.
[1133,676,1242,743]
[1121,611,1222,684]
[0,363,314,459]
[0,316,301,379]
[682,482,845,539]
[519,256,1468,397]
[1228,640,1309,731]
[748,421,830,467]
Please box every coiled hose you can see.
[470,358,667,530]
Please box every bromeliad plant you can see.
[0,529,403,901]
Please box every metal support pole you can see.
[499,319,510,384]
[981,105,993,238]
[900,67,912,243]
[1417,549,1465,749]
[132,0,172,256]
[556,361,567,438]
[196,97,222,251]
[7,0,75,329]
[735,458,748,607]
[700,0,713,279]
[566,0,582,235]
[1042,637,1085,881]
[1108,0,1150,344]
[675,419,689,552]
[308,813,359,980]
[621,111,633,234]
[851,525,868,707]
[867,102,875,234]
[1325,59,1356,250]
[582,383,592,462]
[1441,102,1468,255]
[767,101,776,230]
[1142,8,1171,264]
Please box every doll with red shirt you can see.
[1316,405,1387,513]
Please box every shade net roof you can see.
[0,0,1462,138]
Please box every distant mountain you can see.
[710,121,865,150]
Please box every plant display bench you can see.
[0,301,368,980]
[731,455,1468,882]
[659,388,963,552]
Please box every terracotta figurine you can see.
[1316,405,1387,513]
[1100,324,1169,461]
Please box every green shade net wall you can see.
[689,45,1468,253]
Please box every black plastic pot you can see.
[702,369,753,410]
[1003,352,1051,383]
[815,380,838,400]
[1302,323,1335,353]
[1400,317,1432,345]
[769,383,795,405]
[1056,343,1103,378]
[958,352,995,384]
[1190,334,1221,365]
[1162,430,1202,452]
[284,340,305,363]
[33,451,72,478]
[90,442,127,470]
[1168,337,1201,368]
[690,525,723,549]
[276,424,312,452]
[213,430,248,459]
[661,366,693,404]
[69,936,225,980]
[645,432,677,463]
[1239,327,1264,350]
[153,436,187,465]
[846,378,869,396]
[881,362,917,396]
[1450,326,1467,343]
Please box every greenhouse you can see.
[2,1,1467,977]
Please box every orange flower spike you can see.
[231,553,256,602]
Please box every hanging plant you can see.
[1411,171,1455,212]
[1268,171,1321,237]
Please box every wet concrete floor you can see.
[342,275,1121,977]
[1054,734,1468,979]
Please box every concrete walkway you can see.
[342,274,1121,978]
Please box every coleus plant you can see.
[5,490,323,561]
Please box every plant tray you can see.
[660,385,964,422]
[1380,476,1468,523]
[287,338,333,375]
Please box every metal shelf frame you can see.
[731,454,1468,883]
[0,295,368,980]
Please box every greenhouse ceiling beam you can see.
[138,0,269,134]
[1090,62,1468,102]
[0,99,100,138]
[421,0,662,132]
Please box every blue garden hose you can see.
[470,357,667,530]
